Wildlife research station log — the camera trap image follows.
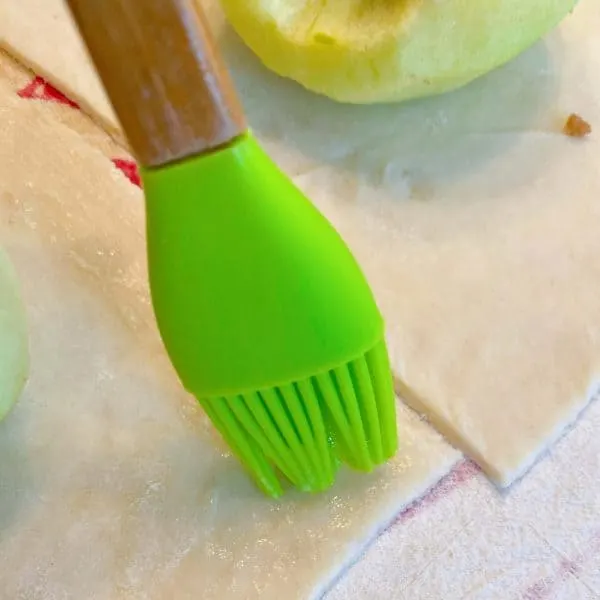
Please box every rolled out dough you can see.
[0,71,459,599]
[0,247,28,421]
[4,0,600,487]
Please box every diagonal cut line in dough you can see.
[2,0,600,489]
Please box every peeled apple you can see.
[219,0,578,104]
[0,248,28,422]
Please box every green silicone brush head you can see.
[199,339,396,497]
[141,133,398,497]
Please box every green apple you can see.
[0,248,28,422]
[220,0,577,103]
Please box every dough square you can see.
[0,74,459,599]
[2,0,599,549]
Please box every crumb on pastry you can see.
[563,113,592,138]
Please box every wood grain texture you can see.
[66,0,247,167]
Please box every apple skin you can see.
[0,249,28,423]
[220,0,577,104]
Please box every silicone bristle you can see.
[200,397,283,497]
[201,382,338,497]
[199,339,398,496]
[315,339,397,471]
[366,340,398,459]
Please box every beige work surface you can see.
[0,56,459,599]
[3,0,599,486]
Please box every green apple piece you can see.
[220,0,577,104]
[0,248,28,422]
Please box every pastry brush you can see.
[66,0,398,497]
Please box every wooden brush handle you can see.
[66,0,247,167]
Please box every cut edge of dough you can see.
[311,448,463,599]
[393,376,500,478]
[0,44,127,149]
[394,375,600,488]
